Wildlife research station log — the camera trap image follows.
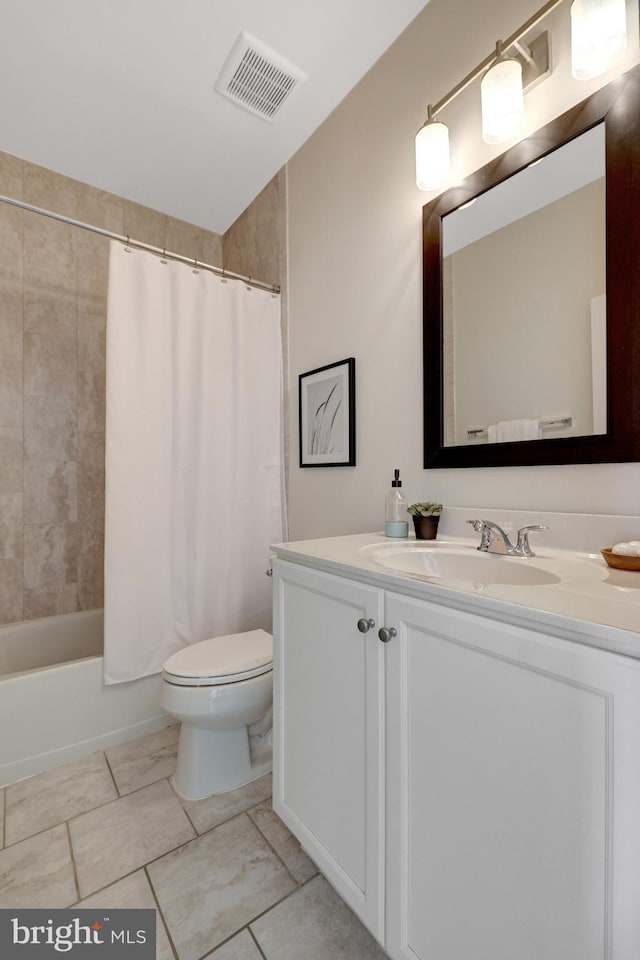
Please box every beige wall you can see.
[286,0,640,541]
[0,152,223,625]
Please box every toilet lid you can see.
[162,629,273,686]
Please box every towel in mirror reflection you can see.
[487,419,543,443]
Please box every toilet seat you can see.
[162,629,273,687]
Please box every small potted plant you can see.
[408,501,443,540]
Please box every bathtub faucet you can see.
[466,519,548,557]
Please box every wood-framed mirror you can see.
[423,64,640,468]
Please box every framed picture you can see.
[299,358,356,467]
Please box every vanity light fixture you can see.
[571,0,627,79]
[415,0,629,191]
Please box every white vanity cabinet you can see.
[273,556,640,960]
[384,590,640,960]
[272,559,386,940]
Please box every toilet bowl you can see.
[160,629,273,800]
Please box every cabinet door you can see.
[385,592,640,960]
[273,560,385,941]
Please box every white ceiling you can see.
[1,0,431,234]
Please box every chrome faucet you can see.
[466,519,548,558]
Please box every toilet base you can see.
[172,723,272,800]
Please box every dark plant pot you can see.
[412,515,440,540]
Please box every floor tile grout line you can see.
[191,796,273,838]
[102,749,121,797]
[4,819,67,851]
[195,922,269,960]
[1,731,263,852]
[62,776,196,902]
[143,865,180,960]
[68,822,199,903]
[2,784,119,851]
[248,925,269,960]
[63,777,276,901]
[66,859,178,960]
[65,821,81,904]
[136,799,301,893]
[200,877,321,959]
[166,776,273,839]
[1,740,289,883]
[189,879,304,960]
[64,806,296,960]
[0,723,180,796]
[169,781,199,837]
[245,806,305,890]
[73,797,285,900]
[2,787,303,906]
[78,800,298,958]
[238,868,324,944]
[1,789,322,959]
[67,861,158,908]
[1,771,180,851]
[241,876,322,946]
[103,725,181,797]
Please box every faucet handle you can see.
[516,524,548,557]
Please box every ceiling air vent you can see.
[215,31,306,122]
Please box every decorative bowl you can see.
[601,548,640,572]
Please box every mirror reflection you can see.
[441,123,605,447]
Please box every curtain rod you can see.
[0,193,281,296]
[432,0,565,114]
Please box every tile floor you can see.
[0,725,388,960]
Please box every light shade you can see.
[481,56,524,144]
[571,0,627,80]
[415,116,450,191]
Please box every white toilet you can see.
[160,629,273,800]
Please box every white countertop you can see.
[271,532,640,661]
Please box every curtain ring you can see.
[124,236,131,253]
[192,258,200,275]
[160,248,168,265]
[220,268,227,284]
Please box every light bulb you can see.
[415,115,450,191]
[571,0,627,80]
[481,55,524,144]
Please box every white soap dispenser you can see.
[385,469,408,538]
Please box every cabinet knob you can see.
[357,617,376,633]
[378,626,397,643]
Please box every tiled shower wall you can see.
[223,170,286,289]
[0,151,223,625]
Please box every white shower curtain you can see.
[104,242,286,684]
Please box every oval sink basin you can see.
[369,545,561,586]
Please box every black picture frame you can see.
[299,358,356,467]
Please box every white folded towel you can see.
[487,419,542,443]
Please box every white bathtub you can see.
[0,610,171,787]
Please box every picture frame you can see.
[299,358,356,467]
